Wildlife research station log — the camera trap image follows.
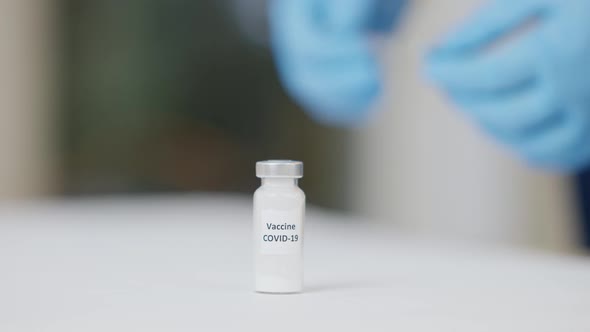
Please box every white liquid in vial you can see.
[253,177,305,293]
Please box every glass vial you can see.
[253,160,305,293]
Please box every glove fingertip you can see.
[422,55,450,86]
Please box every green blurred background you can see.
[58,0,350,208]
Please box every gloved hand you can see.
[426,0,590,171]
[269,0,406,126]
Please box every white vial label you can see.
[259,209,302,255]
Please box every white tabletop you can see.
[2,195,590,331]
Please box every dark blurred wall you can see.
[59,0,352,209]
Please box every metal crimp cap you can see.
[256,160,303,178]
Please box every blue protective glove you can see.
[426,0,590,172]
[269,0,406,126]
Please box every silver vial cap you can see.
[256,160,303,178]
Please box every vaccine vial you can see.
[254,160,305,293]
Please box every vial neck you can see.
[261,178,298,187]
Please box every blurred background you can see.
[0,0,587,252]
[2,0,350,206]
